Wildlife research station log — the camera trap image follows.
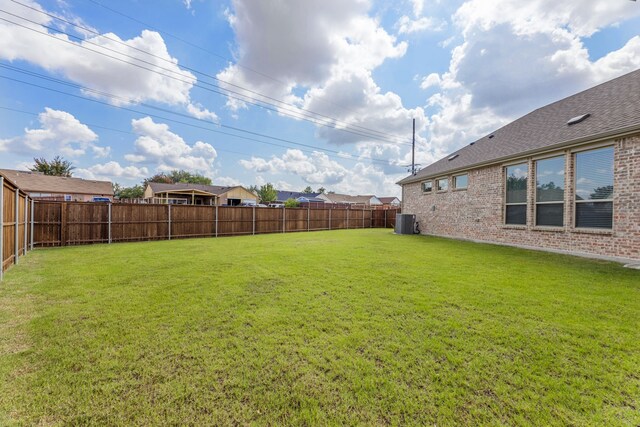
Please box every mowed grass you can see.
[0,229,639,426]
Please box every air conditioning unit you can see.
[395,213,415,235]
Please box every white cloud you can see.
[0,0,213,112]
[187,102,219,122]
[420,73,441,90]
[239,149,403,196]
[75,161,148,181]
[217,0,422,152]
[418,0,640,161]
[214,176,243,187]
[0,107,108,158]
[396,16,444,35]
[125,117,217,174]
[411,0,424,17]
[91,146,111,158]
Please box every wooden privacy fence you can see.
[31,202,399,247]
[1,175,31,279]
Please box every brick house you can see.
[398,69,640,262]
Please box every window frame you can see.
[436,177,449,192]
[421,180,433,194]
[534,154,565,227]
[504,162,528,226]
[453,173,468,190]
[573,145,614,230]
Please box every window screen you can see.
[535,156,564,226]
[575,147,613,229]
[505,164,528,225]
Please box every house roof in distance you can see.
[276,191,321,202]
[146,182,244,196]
[399,68,640,184]
[322,193,381,204]
[378,197,400,204]
[0,169,113,195]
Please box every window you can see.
[421,181,433,193]
[453,174,468,189]
[535,156,564,226]
[575,147,613,229]
[436,178,448,192]
[505,163,528,225]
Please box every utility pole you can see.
[411,118,416,175]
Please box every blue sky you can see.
[1,0,639,197]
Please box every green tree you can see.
[115,184,144,199]
[284,198,300,208]
[257,183,277,203]
[303,186,313,194]
[247,185,259,195]
[143,170,211,186]
[143,173,173,186]
[168,170,211,185]
[316,187,326,194]
[30,156,74,177]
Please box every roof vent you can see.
[448,154,459,161]
[488,134,495,139]
[469,142,475,146]
[567,113,590,125]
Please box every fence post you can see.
[252,205,256,236]
[282,207,286,233]
[0,177,4,281]
[15,190,19,264]
[108,203,112,244]
[167,204,171,240]
[384,209,387,228]
[362,208,365,229]
[30,199,34,250]
[328,208,331,230]
[307,205,310,232]
[60,202,67,246]
[215,205,218,237]
[346,208,349,229]
[24,196,28,255]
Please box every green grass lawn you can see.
[1,229,638,425]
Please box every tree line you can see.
[28,156,331,203]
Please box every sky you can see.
[0,0,639,198]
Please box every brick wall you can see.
[401,135,640,262]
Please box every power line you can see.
[0,105,250,159]
[0,73,402,167]
[0,64,398,164]
[5,1,411,145]
[83,0,401,127]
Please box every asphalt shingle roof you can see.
[147,182,238,195]
[399,68,640,184]
[0,169,113,195]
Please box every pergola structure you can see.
[152,188,218,205]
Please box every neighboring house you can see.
[378,197,401,209]
[144,182,257,206]
[275,191,325,204]
[318,193,382,207]
[398,69,640,262]
[0,169,113,202]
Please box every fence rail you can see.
[31,202,398,247]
